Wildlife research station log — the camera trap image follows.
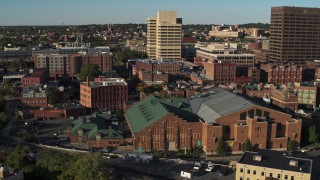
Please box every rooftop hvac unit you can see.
[289,160,299,167]
[253,155,262,161]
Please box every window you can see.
[253,170,256,175]
[247,169,250,174]
[225,126,230,134]
[278,174,281,178]
[240,168,243,172]
[285,175,288,179]
[270,173,273,177]
[261,171,265,176]
[291,176,294,180]
[240,112,247,120]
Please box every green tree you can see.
[308,125,319,143]
[216,138,225,155]
[14,110,22,122]
[58,153,112,180]
[36,149,70,174]
[79,64,102,81]
[242,139,252,152]
[6,145,34,173]
[136,82,145,93]
[287,140,296,151]
[116,49,148,64]
[45,86,59,105]
[116,109,124,116]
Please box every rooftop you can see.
[128,58,179,64]
[81,78,127,88]
[238,149,312,174]
[190,87,255,124]
[125,96,199,133]
[71,113,123,140]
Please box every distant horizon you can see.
[1,0,318,26]
[0,22,270,27]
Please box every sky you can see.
[0,0,319,25]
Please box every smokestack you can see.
[86,76,89,87]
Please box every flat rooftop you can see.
[81,78,127,88]
[238,149,312,174]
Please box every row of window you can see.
[239,168,295,180]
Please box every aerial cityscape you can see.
[0,1,320,180]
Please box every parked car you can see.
[206,162,214,172]
[219,166,229,176]
[194,162,203,170]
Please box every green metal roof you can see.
[70,113,123,139]
[125,96,199,133]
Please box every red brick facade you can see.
[261,63,303,84]
[130,104,301,154]
[22,69,49,89]
[203,60,236,84]
[80,78,128,111]
[135,61,180,76]
[138,71,169,82]
[132,114,203,152]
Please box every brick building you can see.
[260,63,303,84]
[248,67,260,82]
[34,52,112,79]
[67,113,125,149]
[80,77,128,111]
[138,70,169,82]
[22,69,49,89]
[22,85,48,108]
[126,96,203,152]
[203,60,236,84]
[135,59,180,75]
[270,85,298,112]
[126,88,302,154]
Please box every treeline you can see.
[240,23,270,30]
[3,145,113,180]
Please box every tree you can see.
[116,109,124,116]
[6,145,34,173]
[45,86,59,105]
[216,138,225,155]
[36,149,70,174]
[79,64,102,81]
[242,139,252,152]
[287,140,296,151]
[136,82,145,93]
[14,110,22,122]
[116,49,148,64]
[58,153,112,180]
[308,125,319,143]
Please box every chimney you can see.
[86,76,89,87]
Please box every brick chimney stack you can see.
[86,76,89,87]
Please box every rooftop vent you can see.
[253,155,262,162]
[289,160,299,167]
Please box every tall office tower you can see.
[147,11,182,60]
[269,6,320,64]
